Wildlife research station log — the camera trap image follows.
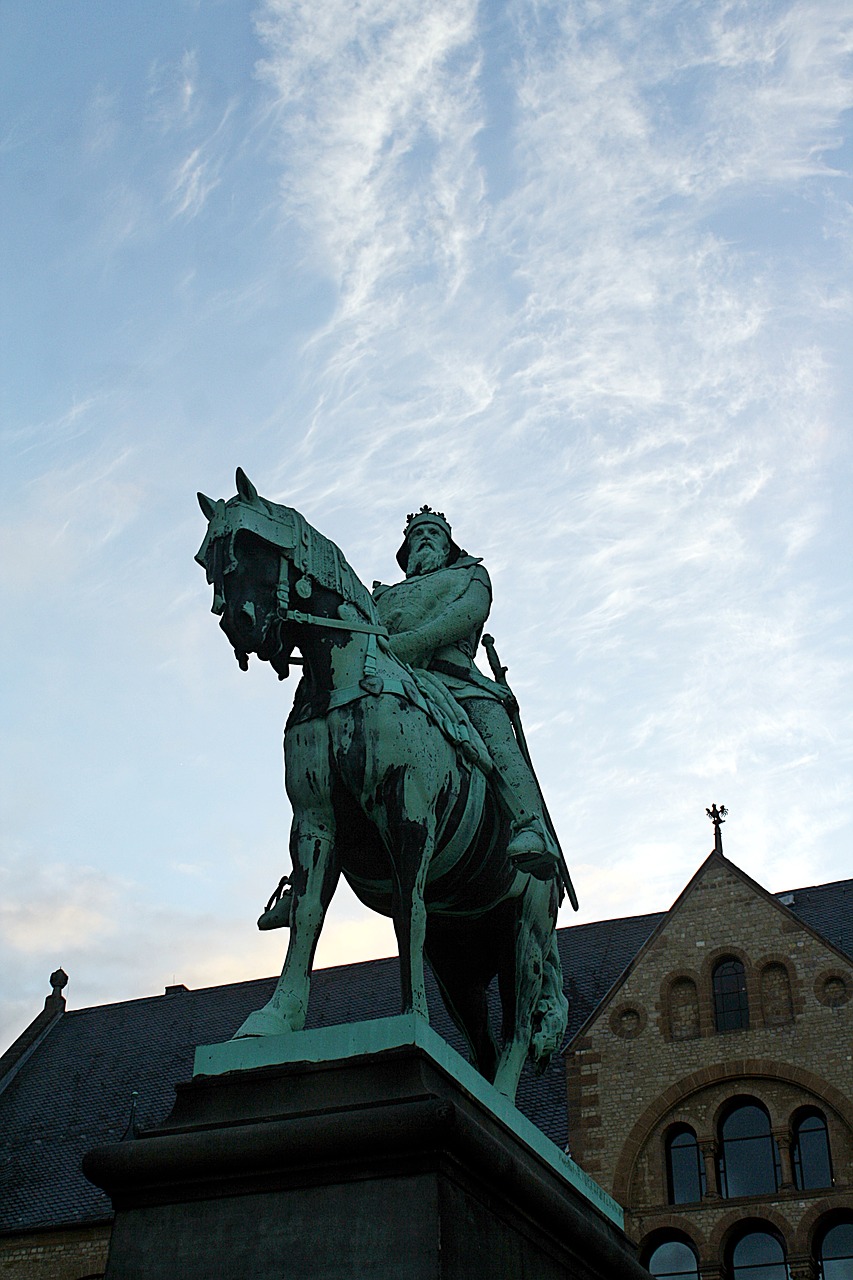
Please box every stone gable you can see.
[564,852,853,1271]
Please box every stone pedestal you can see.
[84,1016,649,1280]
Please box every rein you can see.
[276,608,387,637]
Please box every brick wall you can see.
[565,855,853,1273]
[0,1225,110,1280]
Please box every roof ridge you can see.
[775,876,853,896]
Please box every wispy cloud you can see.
[4,0,851,1031]
[147,50,202,130]
[249,0,853,919]
[168,96,239,219]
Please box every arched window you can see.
[792,1109,833,1190]
[730,1228,789,1278]
[719,1102,780,1198]
[669,977,700,1040]
[818,1221,853,1277]
[666,1125,706,1204]
[646,1238,700,1278]
[713,957,749,1031]
[760,962,794,1026]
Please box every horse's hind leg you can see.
[430,963,499,1083]
[492,881,551,1099]
[234,806,339,1038]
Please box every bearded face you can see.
[406,523,451,577]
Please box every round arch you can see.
[709,1207,793,1261]
[796,1194,853,1259]
[613,1059,853,1205]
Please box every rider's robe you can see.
[372,557,503,704]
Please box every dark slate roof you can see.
[776,877,853,962]
[0,878,850,1235]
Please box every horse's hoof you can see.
[232,1007,289,1039]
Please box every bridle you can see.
[196,494,388,675]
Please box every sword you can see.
[481,634,579,911]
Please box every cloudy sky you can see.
[2,0,852,1048]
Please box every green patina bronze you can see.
[195,470,576,1100]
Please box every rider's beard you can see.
[407,545,448,577]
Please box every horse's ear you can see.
[235,468,259,505]
[198,492,217,521]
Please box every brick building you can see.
[566,853,853,1278]
[1,849,851,1279]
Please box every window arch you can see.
[665,1125,706,1205]
[760,962,794,1026]
[645,1238,700,1278]
[792,1109,833,1191]
[668,976,700,1040]
[817,1220,853,1278]
[728,1227,789,1278]
[719,1100,780,1198]
[713,957,749,1031]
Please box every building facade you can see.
[566,854,853,1278]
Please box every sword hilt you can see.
[481,633,508,685]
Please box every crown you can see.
[403,505,449,538]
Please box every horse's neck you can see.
[297,622,372,692]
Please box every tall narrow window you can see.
[713,957,749,1031]
[646,1239,700,1278]
[730,1229,789,1278]
[792,1110,833,1190]
[719,1102,780,1198]
[666,1126,706,1204]
[819,1222,853,1278]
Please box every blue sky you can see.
[2,0,852,1047]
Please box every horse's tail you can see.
[529,930,569,1073]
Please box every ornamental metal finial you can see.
[706,803,728,856]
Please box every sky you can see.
[2,0,852,1049]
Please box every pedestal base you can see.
[84,1016,648,1280]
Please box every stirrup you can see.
[508,820,560,881]
[257,876,292,930]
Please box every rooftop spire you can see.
[706,803,727,855]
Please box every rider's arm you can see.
[386,569,492,668]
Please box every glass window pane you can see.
[821,1223,853,1278]
[724,1106,770,1139]
[648,1239,700,1278]
[714,959,750,1031]
[721,1105,779,1198]
[793,1112,832,1190]
[732,1230,788,1279]
[668,1129,705,1204]
[824,1261,853,1280]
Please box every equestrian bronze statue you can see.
[196,470,576,1100]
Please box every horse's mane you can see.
[264,498,379,625]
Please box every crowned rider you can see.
[372,506,561,882]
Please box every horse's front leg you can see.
[233,805,339,1038]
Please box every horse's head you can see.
[196,468,297,670]
[196,468,378,674]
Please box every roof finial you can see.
[706,803,727,855]
[50,968,68,996]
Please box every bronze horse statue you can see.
[196,470,568,1099]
